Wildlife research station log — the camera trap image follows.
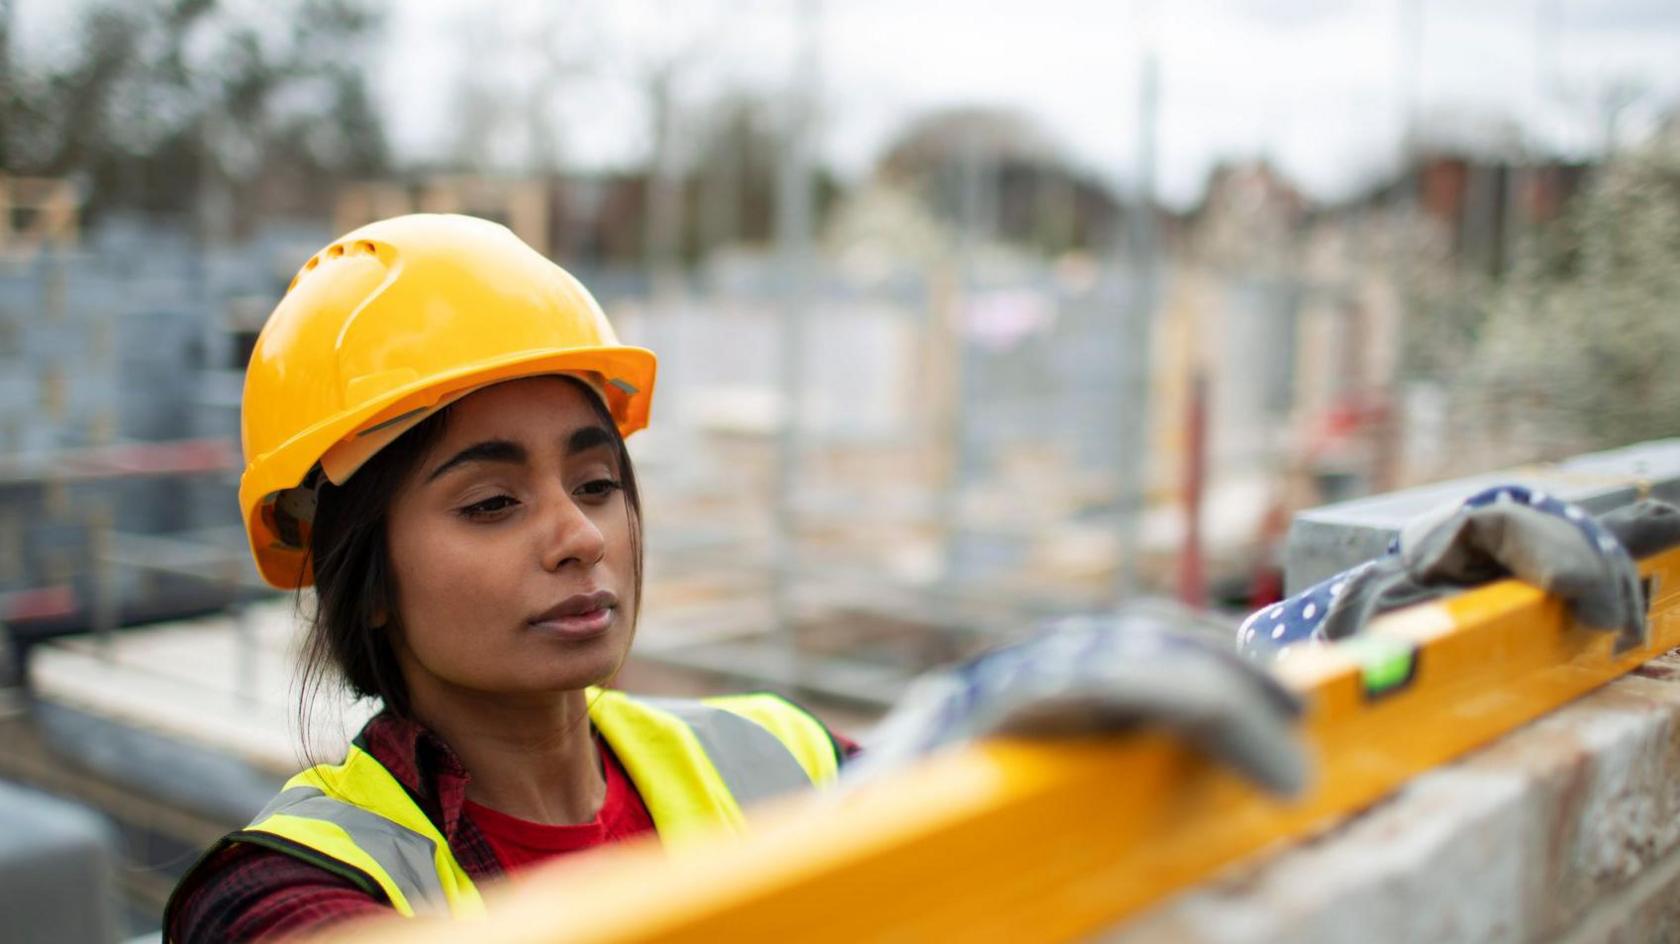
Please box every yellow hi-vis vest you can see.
[168,688,842,924]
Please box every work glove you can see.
[847,600,1307,796]
[1240,487,1680,661]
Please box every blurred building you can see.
[873,106,1131,255]
[0,189,310,646]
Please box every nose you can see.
[538,488,608,572]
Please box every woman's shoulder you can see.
[166,837,386,943]
[703,689,862,762]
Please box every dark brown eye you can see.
[459,495,519,519]
[575,479,623,500]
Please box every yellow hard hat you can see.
[239,213,657,589]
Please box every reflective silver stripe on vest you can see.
[251,786,446,911]
[641,697,813,807]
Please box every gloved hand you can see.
[1240,487,1680,661]
[847,600,1307,796]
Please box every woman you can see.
[165,215,849,941]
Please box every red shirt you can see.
[462,736,656,873]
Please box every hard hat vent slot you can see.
[327,244,345,259]
[357,241,378,255]
[304,256,319,271]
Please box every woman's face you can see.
[384,376,638,704]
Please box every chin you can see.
[521,646,630,695]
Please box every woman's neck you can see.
[409,687,605,826]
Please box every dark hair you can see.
[294,376,644,756]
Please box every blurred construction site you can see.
[3,0,1680,938]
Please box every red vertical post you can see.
[1178,370,1208,609]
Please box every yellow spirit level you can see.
[324,546,1680,944]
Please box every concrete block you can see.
[0,779,120,944]
[1567,841,1680,943]
[1285,439,1680,593]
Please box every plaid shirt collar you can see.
[353,710,502,878]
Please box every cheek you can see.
[602,505,639,596]
[386,513,522,655]
[602,506,635,561]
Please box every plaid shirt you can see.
[166,711,508,942]
[167,705,857,942]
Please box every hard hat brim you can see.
[240,344,657,589]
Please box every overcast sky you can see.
[20,0,1680,208]
[377,0,1680,207]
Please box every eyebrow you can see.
[426,439,525,482]
[425,426,617,483]
[565,425,616,457]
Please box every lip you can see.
[528,590,619,640]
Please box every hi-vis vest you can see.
[166,688,842,926]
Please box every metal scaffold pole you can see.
[939,121,992,594]
[771,0,821,693]
[1113,48,1160,604]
